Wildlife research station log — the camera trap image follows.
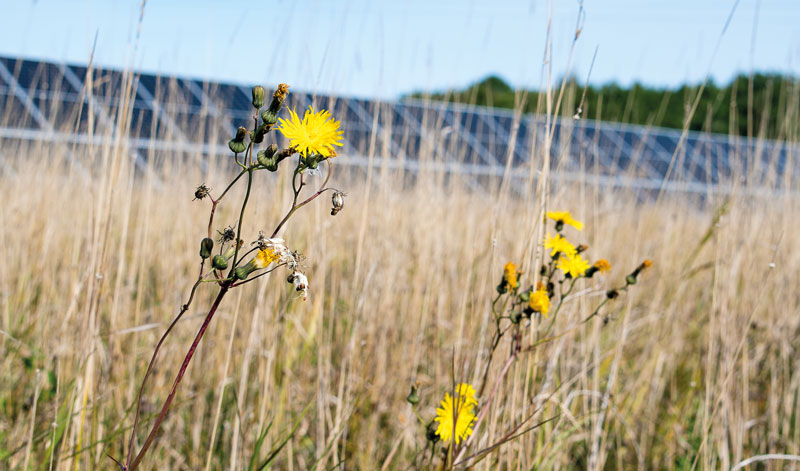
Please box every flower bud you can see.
[252,124,268,144]
[252,85,265,109]
[212,255,228,270]
[199,238,214,259]
[606,289,619,299]
[257,144,278,167]
[233,266,250,280]
[261,84,289,125]
[228,127,248,154]
[626,259,652,285]
[426,422,440,443]
[406,385,420,405]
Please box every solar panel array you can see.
[1,55,798,194]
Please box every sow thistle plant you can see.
[110,84,344,470]
[407,210,652,469]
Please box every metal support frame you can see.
[0,58,88,178]
[58,63,150,174]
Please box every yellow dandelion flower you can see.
[642,259,653,269]
[435,383,477,444]
[503,262,519,290]
[557,253,591,278]
[529,288,551,317]
[278,106,343,158]
[593,259,611,273]
[547,211,584,231]
[544,233,577,257]
[254,248,279,269]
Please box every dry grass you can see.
[2,71,800,471]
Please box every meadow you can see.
[1,67,800,471]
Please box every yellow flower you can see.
[544,233,577,257]
[642,259,653,269]
[503,262,519,290]
[435,383,477,444]
[593,259,611,273]
[529,288,550,317]
[254,248,279,269]
[547,211,584,231]
[557,253,591,278]
[278,106,343,158]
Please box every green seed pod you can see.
[426,422,439,443]
[257,144,278,167]
[406,385,420,405]
[261,109,278,126]
[199,238,214,259]
[303,155,319,170]
[234,266,250,280]
[262,83,289,124]
[228,126,248,154]
[625,274,637,285]
[212,255,228,270]
[252,85,265,109]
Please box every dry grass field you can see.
[1,70,800,471]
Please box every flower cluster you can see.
[120,84,346,470]
[491,210,654,330]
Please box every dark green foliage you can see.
[407,73,800,140]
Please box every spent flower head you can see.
[593,259,611,273]
[278,106,343,158]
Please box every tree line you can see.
[407,73,800,141]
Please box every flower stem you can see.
[127,284,230,471]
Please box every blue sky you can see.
[1,0,798,99]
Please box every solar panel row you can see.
[1,55,798,192]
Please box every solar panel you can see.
[1,55,799,194]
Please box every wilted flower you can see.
[593,259,611,273]
[288,270,309,300]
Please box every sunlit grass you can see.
[1,65,800,470]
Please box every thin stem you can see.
[125,260,206,468]
[207,168,247,239]
[271,160,333,238]
[127,284,230,471]
[230,168,254,271]
[230,263,285,287]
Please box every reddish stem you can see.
[127,284,230,471]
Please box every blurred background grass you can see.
[1,74,799,470]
